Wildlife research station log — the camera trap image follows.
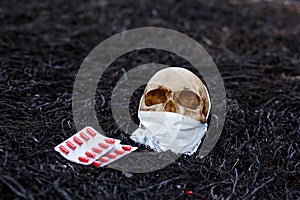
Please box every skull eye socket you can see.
[177,90,200,110]
[144,88,168,106]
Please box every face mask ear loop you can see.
[137,96,143,128]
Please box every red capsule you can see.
[122,145,132,151]
[78,156,89,163]
[98,142,109,149]
[73,136,83,146]
[92,147,102,153]
[100,157,109,163]
[185,190,193,196]
[85,151,96,158]
[59,145,69,155]
[107,153,117,159]
[114,149,124,155]
[66,141,76,150]
[86,127,96,137]
[80,132,89,141]
[105,138,115,144]
[93,161,101,168]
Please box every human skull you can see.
[140,67,211,123]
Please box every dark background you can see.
[0,0,299,199]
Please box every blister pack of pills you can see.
[92,144,138,168]
[54,126,121,165]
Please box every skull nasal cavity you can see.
[164,100,176,113]
[145,88,168,106]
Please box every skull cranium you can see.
[140,67,211,123]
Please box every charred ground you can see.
[0,0,299,199]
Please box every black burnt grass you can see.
[0,0,299,199]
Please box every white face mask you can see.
[130,111,207,155]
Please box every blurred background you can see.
[0,0,299,199]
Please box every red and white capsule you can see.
[85,151,96,158]
[114,149,124,155]
[122,145,132,151]
[80,132,89,141]
[98,142,109,149]
[92,147,102,153]
[107,153,117,159]
[73,136,83,146]
[78,156,89,163]
[105,138,115,144]
[59,145,69,155]
[86,128,96,137]
[93,161,101,168]
[66,141,76,150]
[100,157,109,163]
